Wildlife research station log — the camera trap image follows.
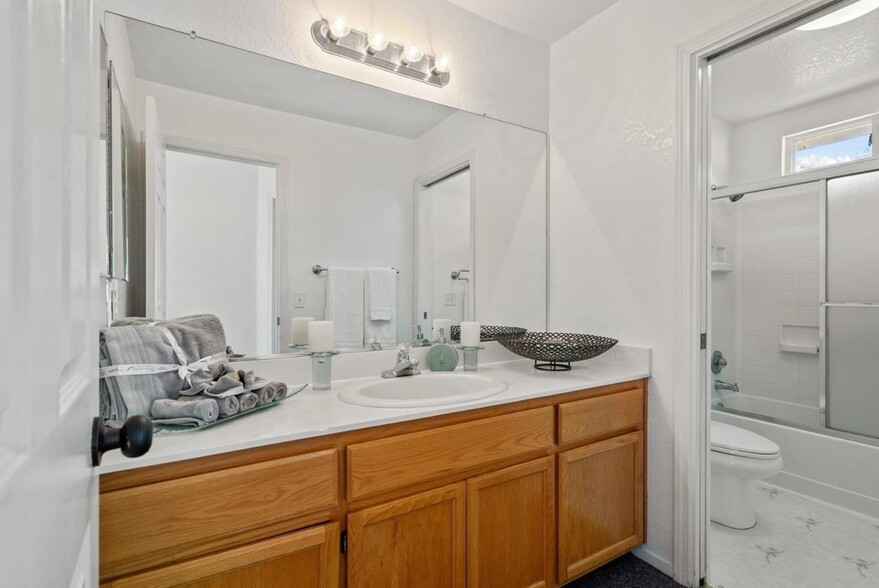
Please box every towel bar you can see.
[312,264,399,275]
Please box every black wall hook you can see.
[91,416,153,467]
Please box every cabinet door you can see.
[348,483,466,588]
[467,457,555,588]
[558,432,644,583]
[103,523,340,588]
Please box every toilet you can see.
[710,421,783,529]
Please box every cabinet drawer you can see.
[347,407,554,501]
[558,386,643,445]
[101,449,338,581]
[102,523,340,588]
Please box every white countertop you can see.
[100,344,650,474]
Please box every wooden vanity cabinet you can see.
[557,431,645,583]
[466,457,555,588]
[102,523,340,588]
[347,484,467,588]
[99,378,647,588]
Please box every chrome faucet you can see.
[381,344,421,378]
[714,379,739,393]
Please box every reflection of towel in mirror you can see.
[151,397,219,425]
[365,267,397,348]
[325,267,365,349]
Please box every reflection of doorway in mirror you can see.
[416,166,473,339]
[164,149,277,357]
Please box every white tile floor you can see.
[709,482,879,588]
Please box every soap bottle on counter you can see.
[411,324,430,347]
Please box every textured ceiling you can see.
[445,0,619,44]
[712,6,879,125]
[122,17,456,139]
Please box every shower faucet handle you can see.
[711,350,728,375]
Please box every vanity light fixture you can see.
[311,19,451,87]
[366,29,389,53]
[326,17,351,41]
[796,0,879,30]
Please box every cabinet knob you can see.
[91,416,153,467]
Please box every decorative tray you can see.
[497,332,618,371]
[154,383,308,433]
[450,325,527,342]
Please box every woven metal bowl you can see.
[497,332,618,371]
[450,325,527,342]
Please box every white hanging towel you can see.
[325,267,365,349]
[365,267,397,348]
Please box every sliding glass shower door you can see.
[826,169,879,439]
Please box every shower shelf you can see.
[710,262,733,273]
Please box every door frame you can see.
[412,151,478,331]
[162,135,288,354]
[673,0,843,585]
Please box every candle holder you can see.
[456,345,485,371]
[287,343,310,353]
[308,351,340,390]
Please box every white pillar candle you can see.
[433,318,452,341]
[290,317,314,346]
[460,321,481,347]
[308,321,334,352]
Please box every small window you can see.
[784,115,877,175]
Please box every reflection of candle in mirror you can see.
[433,318,451,341]
[308,321,334,352]
[460,321,480,347]
[291,317,314,346]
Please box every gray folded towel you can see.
[253,383,276,405]
[151,397,219,423]
[238,392,259,412]
[100,315,227,427]
[203,374,244,398]
[215,394,240,417]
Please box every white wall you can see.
[416,111,547,331]
[100,0,549,132]
[549,0,800,570]
[724,83,879,185]
[139,80,417,347]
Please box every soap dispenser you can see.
[426,328,458,372]
[411,324,430,347]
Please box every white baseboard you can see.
[771,472,879,521]
[632,545,673,577]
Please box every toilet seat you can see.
[711,421,780,460]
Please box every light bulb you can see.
[400,44,423,65]
[797,0,879,30]
[433,53,452,74]
[327,17,351,41]
[367,29,389,53]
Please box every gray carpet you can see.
[565,553,684,587]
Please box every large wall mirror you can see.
[103,13,547,357]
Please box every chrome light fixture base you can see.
[311,20,450,88]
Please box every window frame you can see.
[783,112,878,176]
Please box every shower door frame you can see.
[674,1,855,586]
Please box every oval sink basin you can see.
[337,373,508,408]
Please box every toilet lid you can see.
[711,421,780,458]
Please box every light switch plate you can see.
[443,292,456,306]
[293,292,306,308]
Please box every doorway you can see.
[164,148,278,356]
[415,163,475,339]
